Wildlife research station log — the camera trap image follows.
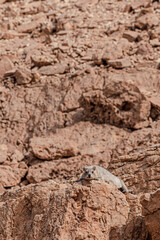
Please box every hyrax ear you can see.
[83,167,87,171]
[92,166,96,171]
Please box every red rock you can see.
[105,24,119,36]
[135,14,159,30]
[5,0,18,2]
[4,67,32,84]
[157,58,160,69]
[131,0,151,10]
[30,136,78,160]
[17,21,40,33]
[0,181,131,240]
[0,144,8,164]
[0,56,14,79]
[141,190,160,240]
[124,4,132,12]
[14,67,32,85]
[21,1,44,15]
[31,55,53,67]
[10,149,24,163]
[102,45,123,62]
[0,0,159,238]
[27,162,55,183]
[107,58,131,69]
[136,43,152,55]
[123,31,139,42]
[2,30,27,40]
[150,39,160,47]
[38,63,69,75]
[0,166,27,187]
[147,95,160,120]
[0,183,5,194]
[80,80,151,129]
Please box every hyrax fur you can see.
[76,165,133,194]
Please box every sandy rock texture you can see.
[140,189,160,240]
[0,180,148,240]
[0,0,160,239]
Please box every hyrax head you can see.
[82,166,97,180]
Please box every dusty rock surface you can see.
[0,180,148,240]
[140,189,160,240]
[0,0,160,239]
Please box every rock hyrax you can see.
[76,165,133,194]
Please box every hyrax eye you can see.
[92,171,94,173]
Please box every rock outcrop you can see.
[80,79,151,129]
[140,189,160,240]
[0,181,142,240]
[0,0,159,239]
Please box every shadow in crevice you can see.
[109,216,151,240]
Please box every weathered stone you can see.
[80,80,151,129]
[107,58,131,69]
[10,149,24,163]
[140,189,160,240]
[131,0,151,10]
[31,55,53,67]
[21,2,44,15]
[157,58,160,69]
[0,183,5,194]
[105,24,119,36]
[2,30,27,40]
[135,14,159,30]
[150,39,160,47]
[124,4,132,12]
[38,63,69,75]
[17,21,40,33]
[102,45,123,62]
[0,181,131,240]
[123,31,139,42]
[4,67,32,84]
[0,0,160,238]
[136,42,152,55]
[0,144,8,164]
[30,136,78,160]
[0,56,14,79]
[0,166,27,187]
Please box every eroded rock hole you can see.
[121,101,133,111]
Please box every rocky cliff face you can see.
[0,0,160,239]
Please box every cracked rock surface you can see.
[0,0,160,239]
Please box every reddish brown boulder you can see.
[80,80,151,129]
[123,31,139,42]
[0,144,7,164]
[2,30,27,40]
[14,67,32,85]
[135,14,159,30]
[130,0,151,10]
[0,181,131,240]
[102,45,123,62]
[31,55,53,67]
[30,135,78,160]
[150,39,160,47]
[10,149,24,163]
[4,67,32,84]
[0,56,14,79]
[140,189,160,240]
[17,21,40,33]
[38,63,69,75]
[107,58,131,69]
[0,165,27,187]
[0,0,159,238]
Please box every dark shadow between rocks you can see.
[109,216,151,240]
